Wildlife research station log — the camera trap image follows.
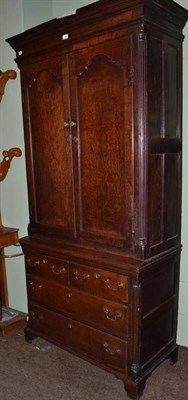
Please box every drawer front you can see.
[69,262,129,304]
[25,252,69,283]
[27,275,128,339]
[28,302,128,373]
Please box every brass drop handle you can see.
[26,258,40,267]
[104,279,124,291]
[33,260,40,267]
[102,307,123,321]
[30,311,44,321]
[50,264,67,275]
[73,269,90,282]
[103,342,121,355]
[64,120,77,128]
[29,282,43,291]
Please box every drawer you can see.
[69,262,129,304]
[25,252,69,283]
[27,274,128,339]
[28,302,128,373]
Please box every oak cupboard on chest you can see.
[7,0,188,398]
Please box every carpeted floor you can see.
[0,330,187,400]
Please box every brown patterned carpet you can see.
[0,330,187,400]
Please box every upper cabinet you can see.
[7,0,188,259]
[21,36,134,248]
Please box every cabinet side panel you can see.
[141,306,175,364]
[164,153,180,240]
[165,44,179,139]
[141,254,180,366]
[148,154,163,246]
[147,36,163,139]
[147,34,182,255]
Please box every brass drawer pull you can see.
[104,279,124,291]
[33,260,40,267]
[103,307,123,321]
[66,292,73,298]
[50,264,66,275]
[30,311,44,321]
[73,269,90,282]
[26,258,40,267]
[29,282,43,291]
[103,342,121,355]
[68,323,74,329]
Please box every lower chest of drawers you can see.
[24,250,131,372]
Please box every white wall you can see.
[23,0,53,30]
[0,0,188,346]
[0,0,53,313]
[0,0,28,312]
[52,0,97,17]
[176,0,188,347]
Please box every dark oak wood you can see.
[7,0,188,398]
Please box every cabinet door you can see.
[69,37,133,248]
[21,57,76,237]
